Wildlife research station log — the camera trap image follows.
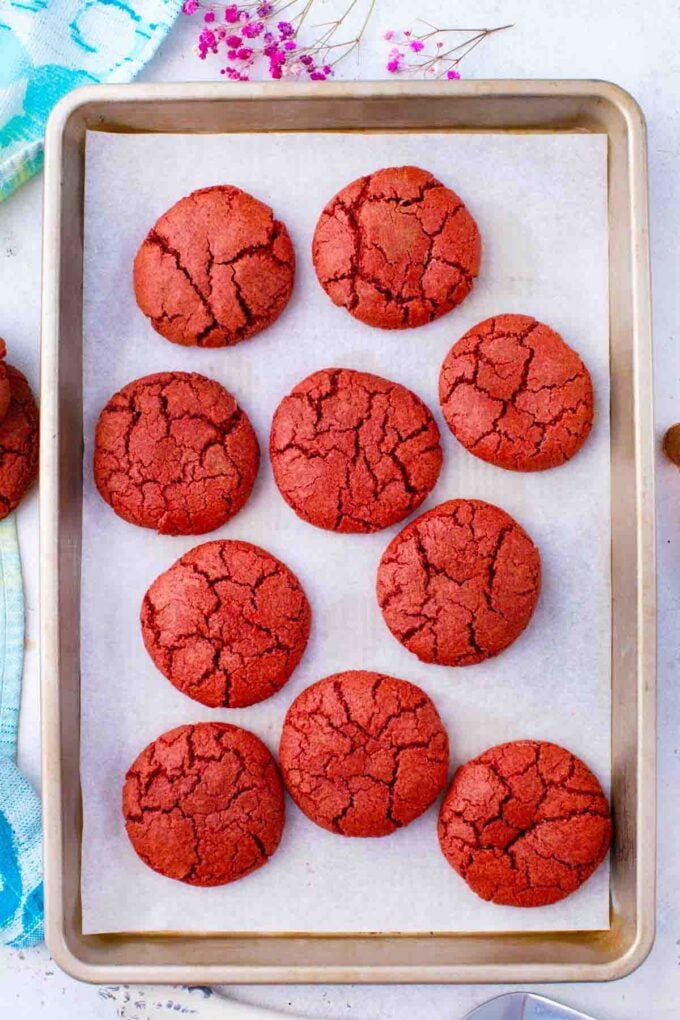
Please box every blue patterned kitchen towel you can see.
[0,0,182,201]
[0,514,43,947]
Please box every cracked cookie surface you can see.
[133,185,295,347]
[142,539,311,708]
[377,499,541,666]
[439,314,594,471]
[0,365,38,520]
[279,670,449,837]
[438,740,611,907]
[312,165,481,329]
[269,368,443,532]
[123,722,284,886]
[94,371,259,535]
[0,339,10,423]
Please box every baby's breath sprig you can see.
[384,20,513,80]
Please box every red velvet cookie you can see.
[438,740,612,907]
[0,339,11,423]
[269,368,442,532]
[93,371,259,535]
[312,165,481,329]
[141,540,311,708]
[134,185,295,347]
[377,499,541,666]
[439,314,594,471]
[279,670,449,837]
[0,365,39,520]
[123,722,285,886]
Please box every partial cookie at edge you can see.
[0,364,39,520]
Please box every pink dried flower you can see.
[237,47,252,59]
[223,65,249,80]
[283,39,296,50]
[386,58,400,73]
[322,64,331,74]
[239,9,250,20]
[277,20,294,39]
[242,20,263,38]
[310,71,327,80]
[257,1,272,14]
[182,0,199,14]
[410,39,424,52]
[383,30,394,41]
[299,54,313,65]
[226,33,241,46]
[197,26,218,58]
[224,4,239,23]
[446,68,461,79]
[203,10,215,22]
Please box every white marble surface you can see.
[1,0,678,1016]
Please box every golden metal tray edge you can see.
[40,79,656,984]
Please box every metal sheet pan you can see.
[40,80,655,984]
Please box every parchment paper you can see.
[81,131,610,934]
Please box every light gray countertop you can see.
[1,1,676,1017]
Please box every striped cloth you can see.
[0,0,181,201]
[0,515,43,947]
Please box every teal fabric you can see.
[0,0,182,201]
[0,515,43,947]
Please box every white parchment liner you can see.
[81,131,610,933]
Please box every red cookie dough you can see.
[123,722,285,886]
[94,371,259,535]
[269,368,443,533]
[377,499,541,666]
[438,740,612,907]
[312,165,481,329]
[439,314,594,471]
[279,670,449,837]
[133,185,295,347]
[0,339,10,423]
[141,540,311,708]
[0,365,39,520]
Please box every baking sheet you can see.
[80,130,610,935]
